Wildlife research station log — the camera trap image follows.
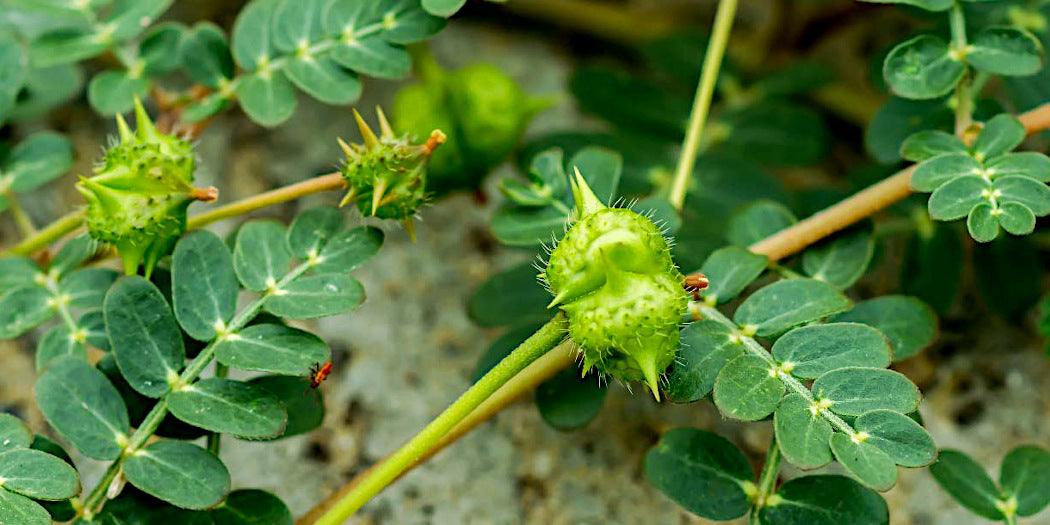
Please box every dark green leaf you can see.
[697,246,768,305]
[775,393,833,470]
[854,410,935,467]
[759,475,889,525]
[718,103,827,166]
[772,323,891,379]
[900,130,966,162]
[0,414,31,452]
[974,114,1026,162]
[643,428,753,520]
[61,268,118,309]
[998,202,1036,236]
[330,38,410,79]
[51,234,96,277]
[139,22,185,75]
[5,131,74,192]
[248,375,324,439]
[168,378,286,439]
[234,221,291,293]
[801,223,874,289]
[272,0,325,53]
[422,0,466,17]
[812,367,920,416]
[468,261,553,328]
[829,432,898,491]
[830,296,937,361]
[734,279,851,337]
[180,23,234,88]
[536,368,606,431]
[124,441,230,510]
[0,285,53,339]
[910,153,982,193]
[231,0,279,71]
[967,204,1000,242]
[235,71,297,127]
[491,206,569,247]
[985,152,1050,181]
[210,489,292,525]
[312,226,383,275]
[172,231,238,341]
[104,276,185,397]
[36,325,86,373]
[284,56,362,105]
[286,206,346,259]
[666,320,742,403]
[713,354,785,421]
[264,274,364,319]
[87,70,149,116]
[0,257,40,295]
[381,0,446,43]
[927,175,989,221]
[726,201,796,247]
[866,96,952,164]
[969,27,1044,77]
[0,448,79,500]
[929,449,1005,520]
[0,489,49,525]
[883,35,965,99]
[214,324,329,375]
[1000,445,1050,517]
[29,28,110,68]
[975,235,1041,319]
[35,357,130,460]
[995,175,1050,215]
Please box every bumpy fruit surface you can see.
[545,171,688,400]
[338,108,445,238]
[392,52,548,194]
[76,99,213,276]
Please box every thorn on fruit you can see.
[353,108,379,149]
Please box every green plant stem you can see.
[8,211,83,256]
[698,304,858,437]
[1005,514,1018,525]
[311,313,569,525]
[5,192,37,237]
[949,1,973,134]
[668,0,739,212]
[80,261,314,517]
[186,172,345,230]
[749,436,781,524]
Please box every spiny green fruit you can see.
[338,108,445,239]
[76,99,215,277]
[544,170,688,400]
[392,50,549,194]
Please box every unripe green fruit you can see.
[545,171,688,400]
[338,108,445,238]
[76,99,213,277]
[392,53,548,194]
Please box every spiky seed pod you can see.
[76,99,215,277]
[338,107,445,238]
[545,170,689,400]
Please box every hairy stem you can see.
[187,172,345,230]
[310,313,569,525]
[8,211,84,256]
[749,436,781,525]
[669,0,739,211]
[949,2,973,135]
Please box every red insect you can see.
[307,361,333,389]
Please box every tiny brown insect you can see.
[308,361,333,389]
[683,272,710,300]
